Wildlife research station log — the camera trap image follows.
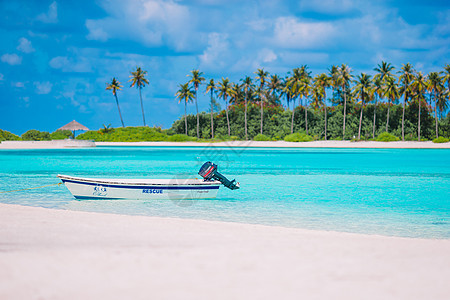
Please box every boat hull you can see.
[58,175,221,200]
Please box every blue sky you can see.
[1,0,449,135]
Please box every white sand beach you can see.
[1,140,449,149]
[0,203,449,300]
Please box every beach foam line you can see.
[95,140,450,148]
[0,203,449,299]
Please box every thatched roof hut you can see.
[58,120,89,138]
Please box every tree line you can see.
[106,62,450,141]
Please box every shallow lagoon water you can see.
[0,146,449,239]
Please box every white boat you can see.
[58,162,240,200]
[57,175,222,200]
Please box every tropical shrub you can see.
[376,132,400,142]
[167,134,196,142]
[50,130,73,140]
[21,130,51,141]
[0,129,21,141]
[432,137,449,143]
[253,134,271,141]
[284,132,313,142]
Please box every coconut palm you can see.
[328,65,339,104]
[105,77,125,128]
[129,67,149,126]
[188,70,205,139]
[374,61,395,82]
[241,76,253,140]
[372,77,383,139]
[217,78,233,136]
[383,76,399,132]
[255,69,269,135]
[175,83,194,135]
[337,64,353,139]
[314,73,332,140]
[353,73,373,140]
[288,68,303,134]
[280,76,292,110]
[411,72,427,141]
[427,72,444,138]
[398,63,415,141]
[268,74,282,105]
[205,79,216,139]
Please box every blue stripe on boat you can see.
[61,179,220,190]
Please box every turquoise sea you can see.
[0,146,449,239]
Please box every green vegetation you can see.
[50,130,73,140]
[376,132,400,142]
[433,136,449,143]
[77,127,168,142]
[284,132,313,142]
[21,130,51,141]
[0,129,21,141]
[253,134,271,141]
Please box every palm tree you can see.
[280,76,292,110]
[255,69,269,135]
[398,63,414,141]
[288,68,303,134]
[383,76,399,132]
[217,78,233,136]
[353,73,373,140]
[337,64,353,139]
[427,72,444,138]
[374,61,395,82]
[372,77,383,139]
[105,77,125,128]
[314,73,331,140]
[129,67,149,126]
[241,76,253,140]
[175,83,194,135]
[411,72,427,141]
[301,76,312,134]
[328,65,339,104]
[205,79,216,139]
[268,74,282,104]
[188,70,205,139]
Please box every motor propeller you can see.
[198,161,240,190]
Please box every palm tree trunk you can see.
[434,91,438,138]
[184,101,188,135]
[402,93,406,141]
[305,98,308,135]
[139,87,146,126]
[245,94,248,140]
[114,94,125,128]
[260,94,263,135]
[342,86,347,140]
[372,96,377,139]
[195,89,199,139]
[291,99,296,134]
[225,95,230,136]
[358,101,364,140]
[210,91,214,139]
[418,100,421,141]
[386,100,391,132]
[324,90,327,140]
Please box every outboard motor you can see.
[198,161,240,190]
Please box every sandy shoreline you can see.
[0,203,449,299]
[1,140,449,149]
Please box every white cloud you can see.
[14,82,25,88]
[299,0,356,15]
[17,37,35,53]
[258,49,277,63]
[199,32,230,70]
[273,17,335,49]
[85,0,193,51]
[49,56,92,72]
[1,53,22,65]
[34,81,53,94]
[37,1,58,23]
